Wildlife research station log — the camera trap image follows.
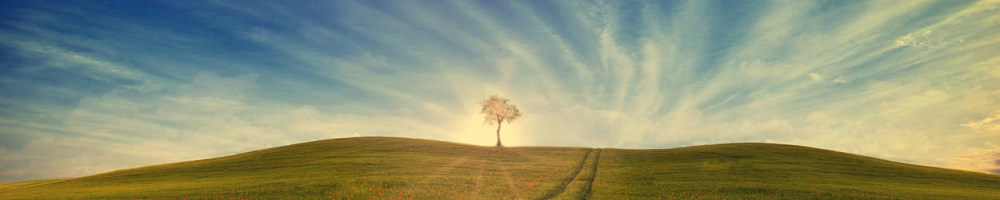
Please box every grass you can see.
[0,137,590,199]
[592,143,1000,199]
[1,137,999,199]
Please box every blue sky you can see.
[1,0,999,182]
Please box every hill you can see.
[592,143,1000,199]
[1,137,998,199]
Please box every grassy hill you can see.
[1,137,999,199]
[592,144,1000,199]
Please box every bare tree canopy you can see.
[479,95,523,147]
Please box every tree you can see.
[479,95,523,147]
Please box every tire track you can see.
[581,149,601,200]
[538,148,593,200]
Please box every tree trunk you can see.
[495,120,503,147]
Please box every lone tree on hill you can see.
[479,95,523,147]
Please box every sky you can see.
[1,0,998,182]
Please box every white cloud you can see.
[422,103,451,119]
[340,54,389,72]
[514,104,822,149]
[291,105,319,118]
[833,77,848,83]
[0,34,149,81]
[396,108,415,116]
[963,113,1000,130]
[0,137,188,181]
[807,73,824,81]
[738,60,784,78]
[806,111,837,127]
[949,149,1000,174]
[0,72,291,181]
[287,113,448,140]
[0,71,475,181]
[993,65,1000,78]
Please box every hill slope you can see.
[1,137,998,199]
[593,143,1000,199]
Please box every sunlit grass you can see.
[2,138,999,199]
[591,143,1000,199]
[0,137,589,199]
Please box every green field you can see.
[1,137,998,199]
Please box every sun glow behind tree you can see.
[479,95,523,147]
